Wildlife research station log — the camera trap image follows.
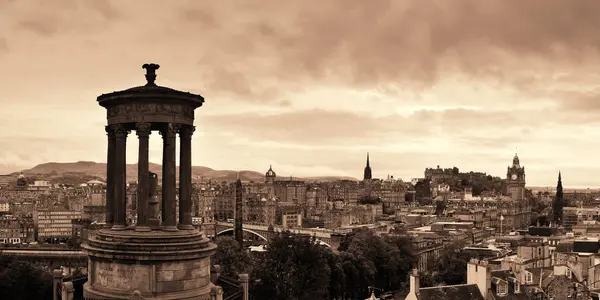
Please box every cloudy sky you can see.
[0,0,599,187]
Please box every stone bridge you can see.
[213,222,344,249]
[0,248,87,269]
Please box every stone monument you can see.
[82,64,217,299]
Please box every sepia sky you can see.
[1,0,600,187]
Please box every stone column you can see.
[161,123,178,231]
[61,282,74,300]
[210,286,223,300]
[178,125,195,230]
[135,122,152,232]
[239,274,249,300]
[105,126,116,227]
[112,124,129,230]
[52,269,63,300]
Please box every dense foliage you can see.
[358,196,382,205]
[213,236,253,277]
[418,241,471,287]
[215,229,417,300]
[0,256,53,300]
[251,234,332,299]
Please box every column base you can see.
[135,226,152,232]
[177,224,195,230]
[111,225,127,231]
[162,226,179,232]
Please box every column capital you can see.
[160,123,180,138]
[135,122,152,137]
[105,125,116,137]
[110,124,130,138]
[179,125,196,139]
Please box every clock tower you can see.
[506,153,526,200]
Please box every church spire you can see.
[363,152,372,180]
[558,170,562,182]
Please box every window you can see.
[515,281,521,293]
[525,271,533,283]
[497,282,508,295]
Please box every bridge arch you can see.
[216,228,268,241]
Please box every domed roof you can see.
[97,63,204,109]
[265,165,276,178]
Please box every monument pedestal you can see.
[82,228,217,300]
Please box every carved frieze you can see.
[107,103,194,119]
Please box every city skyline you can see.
[1,1,600,187]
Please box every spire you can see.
[558,170,562,182]
[363,152,372,180]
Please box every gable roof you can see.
[418,284,485,300]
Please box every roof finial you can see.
[142,63,160,86]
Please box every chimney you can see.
[410,268,420,296]
[467,259,491,299]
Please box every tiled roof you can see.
[418,284,485,300]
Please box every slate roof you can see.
[417,284,485,300]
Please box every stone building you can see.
[33,208,82,243]
[0,215,22,244]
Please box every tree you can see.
[323,248,345,299]
[358,196,382,205]
[251,233,331,300]
[338,229,416,298]
[432,241,470,285]
[213,236,252,277]
[0,257,53,300]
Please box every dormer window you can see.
[525,271,533,283]
[497,282,508,295]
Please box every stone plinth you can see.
[82,229,217,300]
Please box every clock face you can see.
[511,174,518,180]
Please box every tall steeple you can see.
[363,152,372,180]
[553,171,564,226]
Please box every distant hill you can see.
[14,161,355,183]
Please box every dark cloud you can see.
[177,0,600,94]
[560,89,600,112]
[89,0,121,20]
[201,108,545,147]
[17,19,59,36]
[10,0,121,36]
[0,37,8,52]
[202,109,433,145]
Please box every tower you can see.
[506,153,526,200]
[363,153,372,180]
[265,165,276,183]
[234,173,244,246]
[265,165,276,199]
[553,171,564,225]
[83,64,218,299]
